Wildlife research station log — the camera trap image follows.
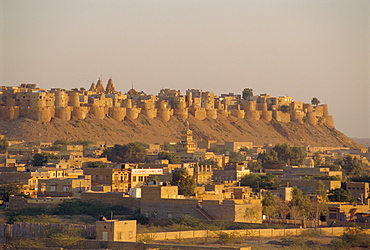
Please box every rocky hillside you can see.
[0,114,363,148]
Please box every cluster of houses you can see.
[1,128,370,225]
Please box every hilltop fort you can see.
[0,78,334,127]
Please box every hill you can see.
[0,114,362,149]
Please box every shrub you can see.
[216,232,242,245]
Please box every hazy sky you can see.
[1,0,369,138]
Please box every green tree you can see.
[312,152,322,167]
[53,139,70,145]
[342,155,363,177]
[163,142,179,151]
[207,146,225,154]
[328,188,356,203]
[103,142,147,163]
[87,161,107,168]
[32,152,60,166]
[257,150,283,169]
[147,175,160,183]
[0,136,9,154]
[277,199,290,220]
[256,144,306,168]
[289,187,311,223]
[171,168,196,196]
[240,173,280,190]
[158,151,181,163]
[242,88,254,100]
[311,97,320,106]
[317,180,328,204]
[248,160,263,172]
[0,182,25,202]
[272,143,306,166]
[262,191,278,219]
[311,181,328,226]
[228,151,244,163]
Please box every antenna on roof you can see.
[131,81,134,89]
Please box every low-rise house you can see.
[213,163,250,183]
[345,182,370,205]
[282,166,342,180]
[325,202,370,223]
[83,166,164,192]
[8,195,73,210]
[83,167,131,192]
[140,184,262,223]
[38,175,91,197]
[96,219,136,242]
[271,187,294,201]
[280,179,341,195]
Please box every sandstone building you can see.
[0,80,334,127]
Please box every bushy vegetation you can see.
[158,151,181,163]
[0,182,26,202]
[206,146,244,163]
[331,227,370,249]
[138,215,297,233]
[328,188,356,203]
[5,199,146,224]
[303,173,341,181]
[257,143,306,168]
[240,173,280,189]
[87,161,107,168]
[32,152,60,166]
[103,142,147,163]
[216,231,242,245]
[171,168,196,196]
[54,139,93,147]
[334,155,363,177]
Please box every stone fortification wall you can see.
[109,107,126,121]
[0,84,335,128]
[55,106,72,121]
[189,107,207,120]
[206,109,217,119]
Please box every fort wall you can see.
[109,107,126,121]
[0,83,335,128]
[126,108,141,120]
[55,107,72,121]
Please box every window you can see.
[139,176,143,182]
[133,176,136,182]
[329,213,337,219]
[63,186,69,192]
[117,232,122,240]
[50,185,56,192]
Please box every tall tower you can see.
[177,122,196,154]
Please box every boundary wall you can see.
[137,227,346,241]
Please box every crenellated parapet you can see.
[0,82,335,128]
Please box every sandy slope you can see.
[0,114,362,148]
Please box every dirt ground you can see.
[154,235,339,249]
